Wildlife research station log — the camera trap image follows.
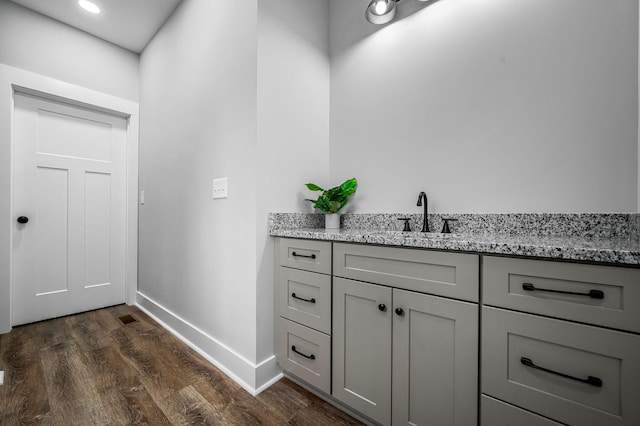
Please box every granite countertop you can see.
[269,224,640,266]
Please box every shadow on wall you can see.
[393,0,441,21]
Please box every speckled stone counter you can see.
[268,213,640,266]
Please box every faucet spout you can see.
[416,191,429,232]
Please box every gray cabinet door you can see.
[392,289,478,426]
[333,277,392,425]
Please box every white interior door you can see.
[12,92,127,325]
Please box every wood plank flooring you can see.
[0,305,362,425]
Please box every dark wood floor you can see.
[0,304,362,425]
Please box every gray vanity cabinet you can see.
[275,235,640,426]
[332,243,479,426]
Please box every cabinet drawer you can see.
[333,243,479,302]
[483,256,640,332]
[482,307,640,426]
[276,267,331,334]
[481,395,562,426]
[277,238,332,275]
[276,318,331,394]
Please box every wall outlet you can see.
[0,370,4,385]
[213,177,228,199]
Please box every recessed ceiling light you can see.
[78,0,100,14]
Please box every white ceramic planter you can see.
[325,213,341,229]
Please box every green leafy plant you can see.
[305,178,358,213]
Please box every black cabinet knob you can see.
[378,304,387,312]
[395,308,404,316]
[17,216,29,224]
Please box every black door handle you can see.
[17,216,29,224]
[395,308,404,316]
[291,251,316,259]
[291,345,315,360]
[521,357,602,387]
[523,283,604,299]
[291,293,316,304]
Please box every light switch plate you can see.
[213,177,228,199]
[0,370,4,385]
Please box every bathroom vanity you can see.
[271,214,640,426]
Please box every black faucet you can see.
[416,191,429,232]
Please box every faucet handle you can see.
[398,218,412,232]
[441,218,458,234]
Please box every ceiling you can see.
[9,0,183,53]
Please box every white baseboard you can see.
[136,291,281,396]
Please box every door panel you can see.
[332,277,392,425]
[12,92,127,325]
[36,107,112,162]
[393,289,478,426]
[84,171,111,287]
[35,166,69,295]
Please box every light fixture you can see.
[366,0,437,25]
[365,0,398,25]
[78,0,101,14]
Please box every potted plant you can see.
[305,178,357,229]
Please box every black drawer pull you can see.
[291,293,316,304]
[521,357,602,387]
[522,283,604,299]
[291,251,316,260]
[291,345,315,360]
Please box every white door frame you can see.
[0,64,139,333]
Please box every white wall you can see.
[138,0,261,387]
[0,0,139,101]
[330,0,638,213]
[256,0,330,363]
[138,0,330,392]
